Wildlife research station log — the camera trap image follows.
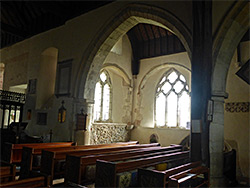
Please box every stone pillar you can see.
[210,92,227,187]
[73,98,94,145]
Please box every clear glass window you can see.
[93,70,112,122]
[155,69,190,129]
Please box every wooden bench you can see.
[138,161,202,187]
[0,161,16,183]
[95,150,190,187]
[65,145,183,185]
[168,165,209,187]
[3,142,75,164]
[19,141,138,179]
[40,143,160,184]
[0,176,50,187]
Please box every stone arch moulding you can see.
[137,62,191,95]
[212,1,249,95]
[102,63,131,87]
[74,3,192,101]
[0,63,5,90]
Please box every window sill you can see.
[92,122,127,126]
[155,126,190,131]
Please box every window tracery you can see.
[155,69,190,129]
[93,70,112,122]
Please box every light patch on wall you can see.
[111,37,122,55]
[9,84,27,94]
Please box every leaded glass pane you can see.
[179,91,190,128]
[180,75,186,82]
[168,71,178,83]
[100,72,107,82]
[102,84,110,120]
[156,93,165,126]
[159,77,166,84]
[162,82,171,94]
[173,81,184,94]
[166,91,177,127]
[94,82,102,120]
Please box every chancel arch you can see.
[75,3,192,101]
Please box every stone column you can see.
[73,98,94,145]
[210,92,227,187]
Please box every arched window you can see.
[93,70,112,122]
[155,69,190,129]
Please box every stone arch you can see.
[75,3,192,100]
[36,47,58,109]
[210,1,249,186]
[138,62,191,95]
[0,63,5,90]
[102,64,131,86]
[212,1,249,95]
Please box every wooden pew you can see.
[19,141,138,179]
[0,161,16,183]
[65,145,183,185]
[137,161,202,187]
[95,151,190,187]
[3,142,75,164]
[40,143,160,184]
[67,182,88,188]
[0,176,50,187]
[168,165,209,187]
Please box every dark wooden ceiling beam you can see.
[10,2,30,28]
[2,2,26,29]
[135,26,143,41]
[138,24,148,41]
[148,25,157,56]
[142,24,151,57]
[17,2,33,24]
[1,7,18,28]
[0,22,26,38]
[34,2,69,19]
[152,25,160,38]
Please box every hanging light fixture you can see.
[58,100,66,123]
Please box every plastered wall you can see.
[103,35,133,123]
[224,41,250,178]
[130,52,191,145]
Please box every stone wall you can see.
[90,123,130,144]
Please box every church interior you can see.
[0,1,249,187]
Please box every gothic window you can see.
[93,70,112,122]
[155,69,190,129]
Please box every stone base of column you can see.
[210,177,226,187]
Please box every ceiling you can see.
[127,23,185,74]
[1,1,114,48]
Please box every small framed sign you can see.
[76,110,88,131]
[56,59,72,97]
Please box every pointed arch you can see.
[74,3,192,100]
[212,1,249,95]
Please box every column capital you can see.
[212,91,228,100]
